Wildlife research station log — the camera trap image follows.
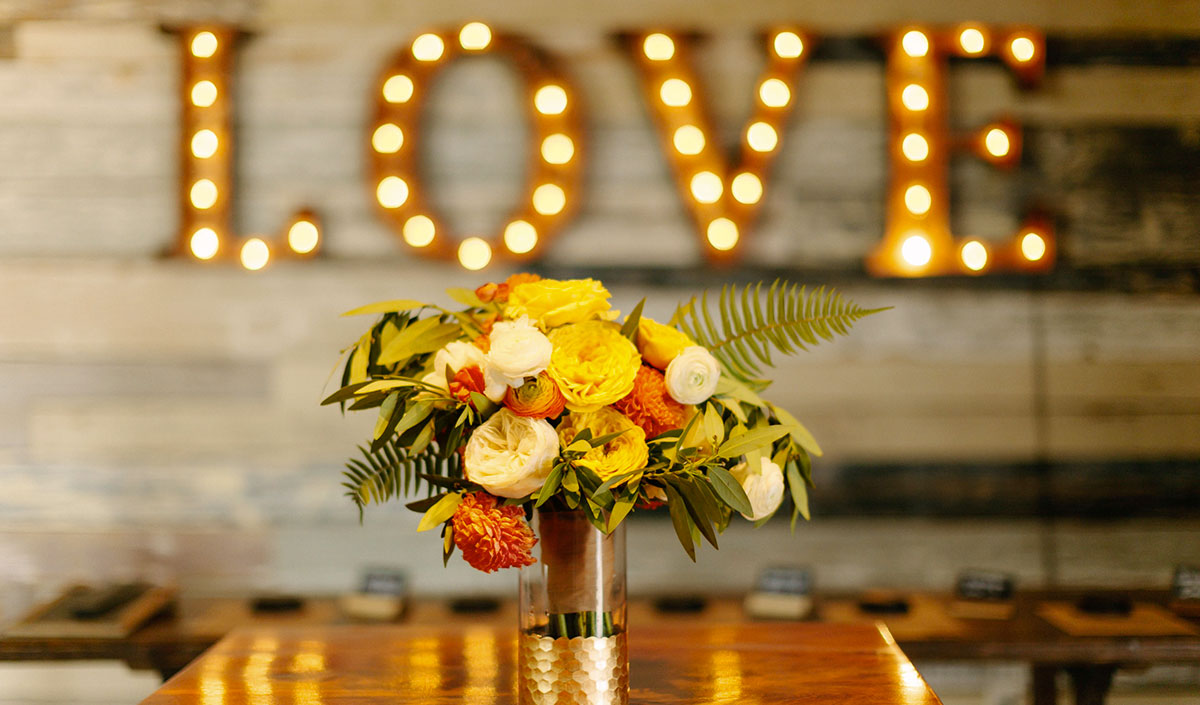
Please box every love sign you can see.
[171,22,1051,276]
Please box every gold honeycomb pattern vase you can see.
[518,632,629,705]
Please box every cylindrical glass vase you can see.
[518,507,628,705]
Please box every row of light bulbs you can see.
[182,29,321,270]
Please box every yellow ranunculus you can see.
[636,317,695,370]
[505,278,613,329]
[547,321,641,412]
[557,407,649,481]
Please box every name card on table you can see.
[1173,565,1200,602]
[745,566,814,620]
[956,570,1015,601]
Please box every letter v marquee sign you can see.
[170,22,1051,276]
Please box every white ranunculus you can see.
[731,457,785,521]
[463,408,558,498]
[664,345,720,404]
[485,316,552,389]
[421,341,505,402]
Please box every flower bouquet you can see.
[324,275,882,704]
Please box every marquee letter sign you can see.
[174,26,321,269]
[867,25,1052,276]
[624,29,810,263]
[367,23,585,271]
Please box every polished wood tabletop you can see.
[139,622,943,704]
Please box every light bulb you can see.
[383,75,414,103]
[458,22,491,51]
[758,78,790,108]
[901,30,929,58]
[240,238,269,271]
[288,220,319,254]
[731,172,762,205]
[1011,36,1036,62]
[643,33,675,61]
[532,184,566,215]
[659,78,692,107]
[1021,231,1046,261]
[534,85,567,115]
[372,123,404,154]
[190,179,218,209]
[984,127,1010,157]
[904,184,932,215]
[706,218,739,250]
[901,84,929,111]
[673,125,705,155]
[190,32,218,58]
[412,33,444,61]
[191,80,218,107]
[901,233,932,266]
[959,28,986,54]
[961,240,988,271]
[773,31,804,59]
[746,122,778,152]
[503,221,538,254]
[458,237,491,270]
[189,227,219,259]
[902,133,929,162]
[690,171,722,204]
[376,176,409,208]
[540,134,574,164]
[191,129,218,158]
[402,215,435,247]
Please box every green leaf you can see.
[377,319,463,366]
[373,392,400,440]
[349,333,371,384]
[321,381,372,406]
[786,460,810,523]
[715,424,795,459]
[417,492,462,532]
[565,439,592,454]
[406,493,446,513]
[662,483,696,561]
[702,403,726,447]
[767,402,823,457]
[619,298,646,342]
[342,299,428,316]
[588,429,628,448]
[357,379,421,395]
[445,287,485,308]
[707,465,753,517]
[672,477,719,549]
[535,465,565,507]
[607,493,636,533]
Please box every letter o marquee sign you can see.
[368,24,585,270]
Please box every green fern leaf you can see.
[341,438,463,514]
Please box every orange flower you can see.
[612,365,691,438]
[504,372,566,419]
[451,492,538,573]
[475,282,503,303]
[474,273,543,305]
[504,272,542,291]
[448,365,488,406]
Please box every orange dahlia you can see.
[504,372,566,419]
[451,492,538,573]
[474,273,543,304]
[448,365,488,406]
[612,365,691,438]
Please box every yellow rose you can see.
[505,278,613,329]
[557,407,649,481]
[636,318,695,370]
[547,321,641,412]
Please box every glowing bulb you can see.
[984,127,1010,157]
[412,33,444,61]
[458,237,491,270]
[240,238,269,271]
[190,179,218,209]
[191,129,218,158]
[902,133,929,162]
[659,78,692,107]
[643,33,675,61]
[1011,36,1036,62]
[690,171,722,204]
[1021,231,1046,261]
[503,220,538,254]
[773,31,804,59]
[731,172,763,205]
[959,28,986,54]
[372,123,404,153]
[706,218,739,250]
[191,80,217,107]
[746,122,778,152]
[904,184,932,215]
[383,75,414,103]
[673,125,705,155]
[901,84,929,111]
[287,220,319,254]
[376,176,409,208]
[402,215,435,247]
[534,85,568,115]
[540,134,574,164]
[961,240,988,271]
[532,184,566,215]
[901,233,932,267]
[189,227,219,260]
[190,31,218,58]
[901,30,929,57]
[458,22,491,51]
[758,78,790,108]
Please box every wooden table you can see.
[138,622,942,704]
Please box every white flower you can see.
[664,345,720,405]
[464,409,558,498]
[731,457,785,521]
[485,316,552,389]
[421,341,505,402]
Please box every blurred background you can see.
[1,0,1198,703]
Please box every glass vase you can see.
[518,507,628,705]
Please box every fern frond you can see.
[342,438,463,519]
[672,280,888,382]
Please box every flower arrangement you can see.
[324,275,883,573]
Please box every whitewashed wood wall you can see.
[1,0,1199,600]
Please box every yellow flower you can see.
[558,407,649,481]
[636,318,695,370]
[506,278,614,329]
[547,321,641,412]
